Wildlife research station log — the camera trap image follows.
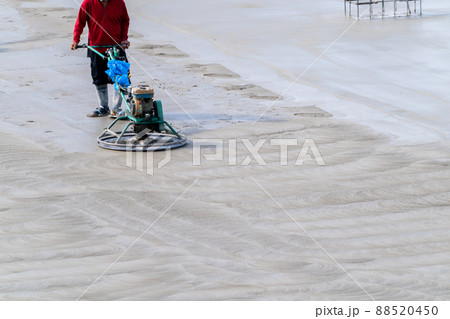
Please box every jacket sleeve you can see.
[121,2,130,41]
[73,0,89,43]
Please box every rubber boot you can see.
[95,84,109,110]
[86,84,110,117]
[111,88,124,115]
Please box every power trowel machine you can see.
[77,44,187,151]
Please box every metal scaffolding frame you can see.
[344,0,422,19]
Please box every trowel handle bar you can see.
[75,44,108,59]
[76,44,120,49]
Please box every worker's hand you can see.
[71,41,79,50]
[120,40,130,49]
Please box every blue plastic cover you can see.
[105,60,131,90]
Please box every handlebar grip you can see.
[76,44,87,49]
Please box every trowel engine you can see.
[126,85,165,133]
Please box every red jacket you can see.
[73,0,130,53]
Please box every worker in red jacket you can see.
[71,0,130,118]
